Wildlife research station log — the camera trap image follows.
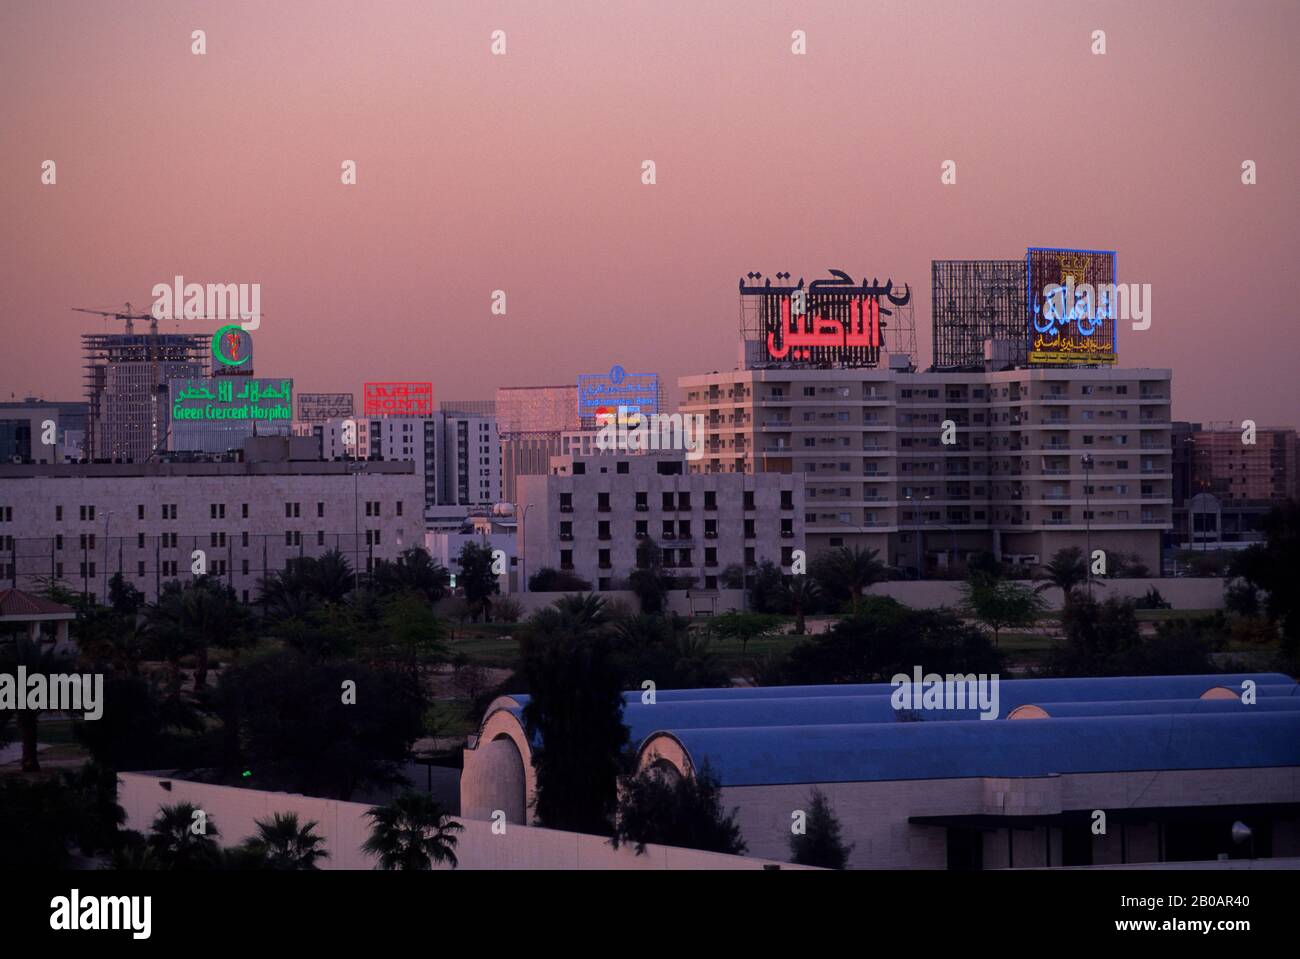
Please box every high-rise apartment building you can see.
[679,367,1173,573]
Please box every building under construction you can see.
[82,329,208,462]
[930,260,1028,370]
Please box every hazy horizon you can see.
[3,0,1297,425]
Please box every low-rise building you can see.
[517,451,804,592]
[0,438,423,603]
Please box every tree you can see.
[1036,546,1088,604]
[363,793,462,870]
[746,560,786,613]
[148,802,223,870]
[790,787,854,869]
[214,650,426,799]
[709,610,783,657]
[780,575,821,635]
[520,624,629,834]
[144,575,251,694]
[372,591,449,672]
[457,541,501,621]
[371,547,451,603]
[244,812,329,870]
[779,597,1003,685]
[527,567,594,592]
[627,537,670,614]
[811,546,887,613]
[1228,500,1300,670]
[612,614,729,690]
[1046,595,1141,677]
[960,577,1047,646]
[0,637,75,771]
[613,762,746,856]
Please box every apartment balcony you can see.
[1042,518,1071,526]
[559,505,573,513]
[559,533,574,541]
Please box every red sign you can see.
[363,381,434,415]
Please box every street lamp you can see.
[102,511,113,601]
[1081,453,1094,599]
[518,502,534,593]
[904,491,930,580]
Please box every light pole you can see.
[517,502,534,593]
[1081,453,1094,599]
[102,511,113,601]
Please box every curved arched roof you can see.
[478,674,1300,787]
[1015,696,1300,718]
[649,711,1300,786]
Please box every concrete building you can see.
[441,410,502,507]
[517,451,804,592]
[496,386,580,503]
[1172,422,1298,548]
[0,437,423,603]
[82,332,209,462]
[0,400,88,464]
[679,366,1173,574]
[463,674,1300,869]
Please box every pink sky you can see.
[2,0,1296,425]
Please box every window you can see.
[572,461,586,475]
[559,493,573,513]
[743,491,755,511]
[317,531,326,546]
[616,462,629,474]
[744,519,756,538]
[317,502,325,518]
[396,501,403,517]
[136,505,144,521]
[704,491,717,510]
[80,505,96,521]
[661,492,675,512]
[242,503,249,519]
[598,521,611,541]
[598,492,610,513]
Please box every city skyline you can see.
[3,0,1297,425]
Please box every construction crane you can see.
[72,302,158,335]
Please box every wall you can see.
[508,579,1226,617]
[117,773,806,870]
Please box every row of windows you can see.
[23,501,405,523]
[557,517,795,541]
[558,490,795,512]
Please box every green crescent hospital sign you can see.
[170,378,294,422]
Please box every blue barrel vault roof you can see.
[479,674,1300,786]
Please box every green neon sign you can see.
[171,378,293,422]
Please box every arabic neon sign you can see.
[170,378,293,421]
[1026,248,1117,365]
[577,366,660,419]
[740,269,909,367]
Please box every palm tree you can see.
[148,802,222,869]
[304,550,356,604]
[552,592,609,630]
[144,576,249,693]
[363,792,463,870]
[372,548,451,603]
[780,575,821,635]
[246,812,329,870]
[0,637,74,771]
[812,546,887,614]
[1036,546,1088,604]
